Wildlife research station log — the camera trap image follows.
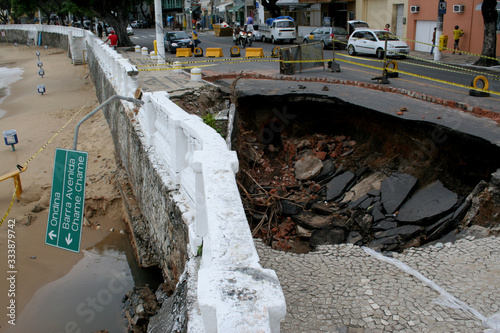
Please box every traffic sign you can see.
[438,1,447,14]
[45,148,88,252]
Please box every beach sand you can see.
[0,44,126,330]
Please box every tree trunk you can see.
[101,13,134,47]
[474,0,499,66]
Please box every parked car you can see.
[127,25,134,35]
[139,20,151,28]
[164,31,194,54]
[105,26,114,34]
[248,24,262,41]
[131,20,140,28]
[83,20,92,30]
[347,20,369,36]
[303,26,348,49]
[347,29,410,59]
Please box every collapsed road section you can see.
[216,81,500,253]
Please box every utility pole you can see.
[244,0,248,25]
[154,0,166,64]
[434,0,446,62]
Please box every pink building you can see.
[406,0,500,55]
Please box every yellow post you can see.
[0,166,27,201]
[154,40,158,55]
[13,174,22,201]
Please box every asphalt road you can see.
[129,28,500,113]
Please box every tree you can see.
[10,0,64,23]
[261,0,281,18]
[71,0,135,46]
[0,0,11,24]
[10,0,134,46]
[474,0,499,66]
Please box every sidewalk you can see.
[256,235,500,332]
[410,49,500,71]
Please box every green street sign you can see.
[45,148,88,252]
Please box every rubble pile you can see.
[122,284,167,333]
[237,132,498,253]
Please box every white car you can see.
[127,25,134,35]
[247,25,262,41]
[347,29,409,59]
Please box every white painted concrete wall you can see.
[0,24,287,332]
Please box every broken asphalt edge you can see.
[203,73,500,125]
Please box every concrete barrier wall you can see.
[0,24,286,332]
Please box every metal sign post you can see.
[45,148,88,252]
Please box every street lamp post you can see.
[154,0,166,64]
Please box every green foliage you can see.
[202,113,217,128]
[9,0,134,46]
[197,242,203,257]
[202,113,222,136]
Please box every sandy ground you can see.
[0,44,126,331]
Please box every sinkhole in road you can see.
[233,94,500,253]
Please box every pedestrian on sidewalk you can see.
[453,25,464,55]
[97,23,103,39]
[384,23,390,32]
[430,27,436,55]
[104,31,118,49]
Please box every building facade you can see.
[406,0,500,54]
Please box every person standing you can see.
[453,25,464,55]
[430,27,436,55]
[104,30,118,49]
[384,23,390,32]
[192,28,200,47]
[97,23,103,39]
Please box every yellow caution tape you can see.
[0,187,18,227]
[394,68,499,95]
[334,56,499,95]
[1,75,118,225]
[398,35,500,62]
[336,52,500,85]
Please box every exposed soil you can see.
[169,81,500,253]
[232,93,500,253]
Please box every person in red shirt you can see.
[104,31,118,49]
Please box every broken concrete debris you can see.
[380,173,417,215]
[396,180,458,224]
[238,132,500,253]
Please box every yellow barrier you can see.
[0,166,27,201]
[245,48,264,58]
[176,48,192,57]
[206,48,224,57]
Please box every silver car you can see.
[303,26,348,50]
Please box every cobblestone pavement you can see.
[255,236,500,333]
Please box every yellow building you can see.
[355,0,408,37]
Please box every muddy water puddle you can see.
[7,232,162,333]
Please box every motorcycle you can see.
[233,30,253,48]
